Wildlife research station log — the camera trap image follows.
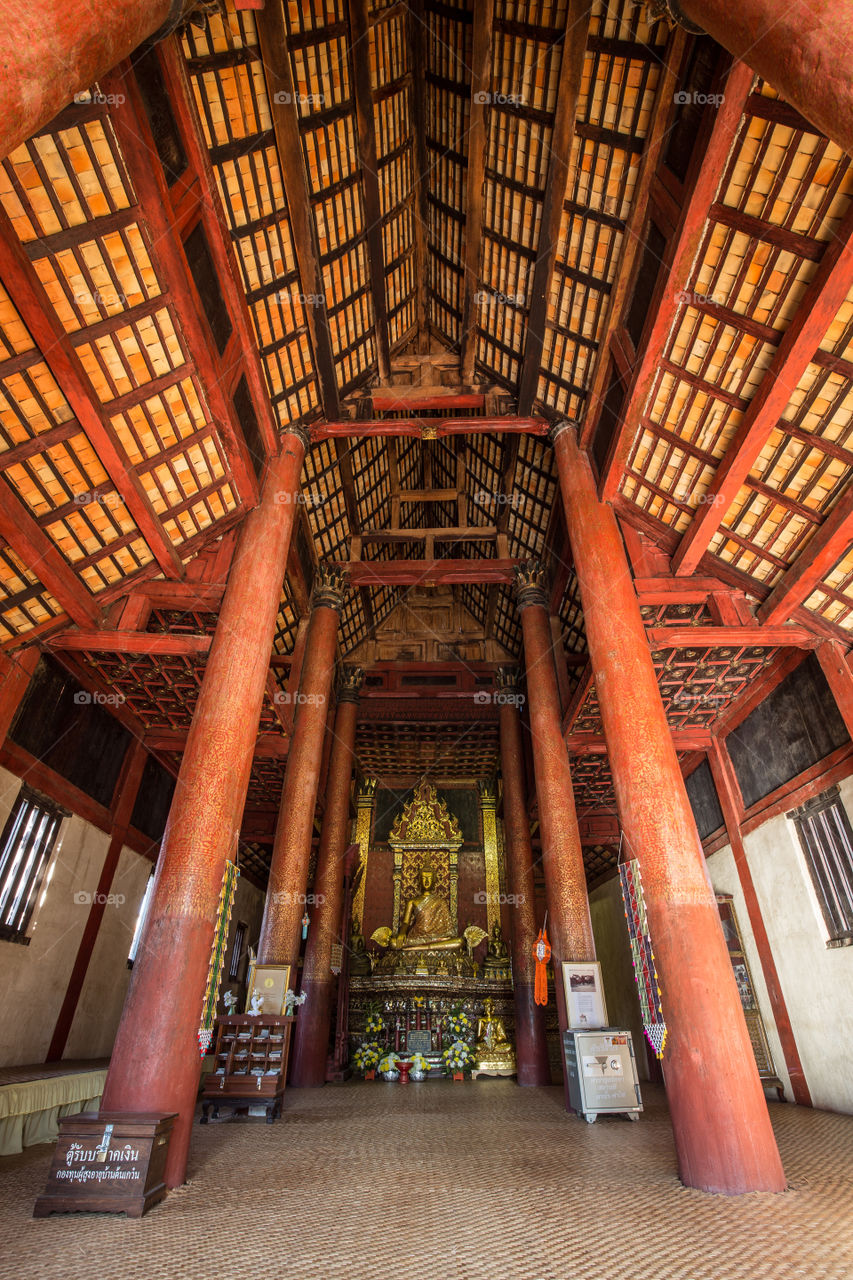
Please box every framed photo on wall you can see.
[562,961,608,1029]
[246,963,291,1015]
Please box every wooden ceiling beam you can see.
[566,728,713,754]
[459,0,495,381]
[672,197,853,578]
[596,59,755,502]
[144,731,289,758]
[406,0,432,354]
[516,0,592,416]
[485,433,520,637]
[580,26,686,448]
[757,481,853,625]
[255,1,342,418]
[358,526,496,541]
[47,630,213,656]
[335,558,518,585]
[646,625,819,651]
[310,416,548,439]
[347,0,391,380]
[0,207,185,583]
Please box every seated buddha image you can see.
[474,997,516,1074]
[390,863,463,952]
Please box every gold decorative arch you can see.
[388,782,463,934]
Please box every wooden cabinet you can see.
[200,1015,295,1124]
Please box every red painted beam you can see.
[143,731,288,757]
[634,576,747,605]
[310,417,548,440]
[0,647,39,741]
[0,483,99,628]
[815,641,853,740]
[673,197,853,577]
[646,625,818,651]
[565,729,713,754]
[758,483,853,624]
[336,558,518,586]
[370,392,486,412]
[47,630,212,656]
[597,59,755,499]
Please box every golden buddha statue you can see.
[482,921,509,973]
[473,998,516,1076]
[390,864,463,952]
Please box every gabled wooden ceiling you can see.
[0,0,852,870]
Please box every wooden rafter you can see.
[646,625,818,650]
[580,24,686,441]
[102,64,260,510]
[311,416,547,439]
[48,631,212,656]
[595,58,755,502]
[516,0,591,416]
[406,0,432,355]
[566,729,713,753]
[348,0,391,379]
[672,198,853,577]
[255,0,342,418]
[459,0,495,381]
[0,208,185,582]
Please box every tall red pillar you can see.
[514,563,595,974]
[496,666,551,1086]
[0,1,195,161]
[258,565,348,968]
[671,0,853,161]
[289,666,362,1087]
[100,427,309,1188]
[552,420,785,1194]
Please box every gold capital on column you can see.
[644,0,704,32]
[495,664,522,696]
[513,559,549,611]
[312,561,350,612]
[337,665,364,704]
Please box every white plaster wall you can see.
[63,844,152,1060]
[0,765,152,1067]
[704,843,793,1101]
[706,774,853,1115]
[589,875,651,1081]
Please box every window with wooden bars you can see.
[0,787,67,944]
[790,786,853,948]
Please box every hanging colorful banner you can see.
[532,923,551,1007]
[619,858,667,1059]
[197,860,240,1056]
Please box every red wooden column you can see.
[552,420,785,1194]
[816,642,853,740]
[674,0,853,160]
[0,1,193,161]
[496,665,552,1086]
[289,666,363,1087]
[514,563,596,974]
[258,565,349,968]
[100,426,308,1188]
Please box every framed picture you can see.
[562,961,608,1030]
[245,963,291,1016]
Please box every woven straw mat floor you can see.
[1,1082,852,1280]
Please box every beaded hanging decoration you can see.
[619,858,667,1058]
[197,860,240,1057]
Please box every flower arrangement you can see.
[444,1005,471,1040]
[284,989,307,1015]
[442,1039,474,1074]
[378,1052,400,1075]
[352,1043,381,1074]
[409,1052,429,1075]
[364,1011,385,1037]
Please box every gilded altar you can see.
[348,780,521,1072]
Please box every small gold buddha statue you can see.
[482,921,509,973]
[474,998,516,1076]
[388,864,463,952]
